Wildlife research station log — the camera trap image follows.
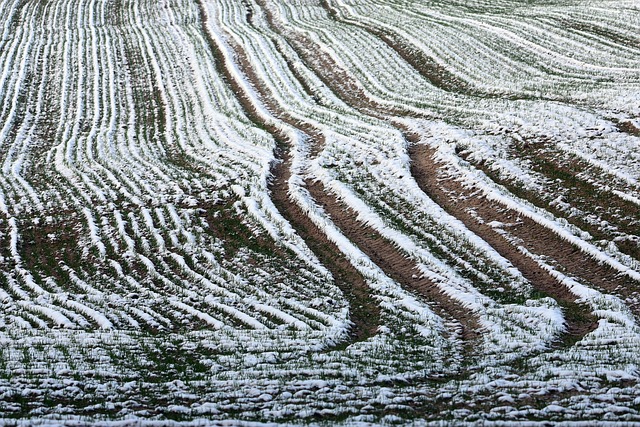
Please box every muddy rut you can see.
[411,145,640,316]
[306,178,480,342]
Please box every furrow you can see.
[197,0,381,343]
[259,0,598,346]
[409,144,600,344]
[305,178,480,342]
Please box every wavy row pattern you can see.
[0,0,639,423]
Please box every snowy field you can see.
[0,0,639,424]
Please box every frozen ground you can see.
[0,0,639,424]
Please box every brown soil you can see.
[410,144,639,338]
[306,178,481,343]
[196,0,380,343]
[251,0,482,345]
[617,120,640,137]
[202,0,628,349]
[251,1,600,345]
[271,157,380,342]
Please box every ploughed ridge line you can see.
[196,0,379,343]
[261,0,602,344]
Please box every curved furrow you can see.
[122,0,346,333]
[0,3,41,202]
[269,151,380,341]
[408,128,640,290]
[197,0,381,343]
[458,140,640,263]
[319,0,474,96]
[220,0,564,356]
[409,144,599,343]
[276,0,640,138]
[255,0,640,348]
[5,2,59,210]
[2,0,640,422]
[207,0,595,360]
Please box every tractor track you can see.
[197,0,380,343]
[252,0,482,346]
[409,144,600,343]
[411,144,640,319]
[256,0,604,345]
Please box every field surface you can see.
[0,0,639,424]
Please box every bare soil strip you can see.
[409,144,600,343]
[462,143,640,263]
[306,178,480,343]
[272,159,380,342]
[196,0,380,343]
[259,1,601,345]
[616,119,640,137]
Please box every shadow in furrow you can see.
[196,0,379,344]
